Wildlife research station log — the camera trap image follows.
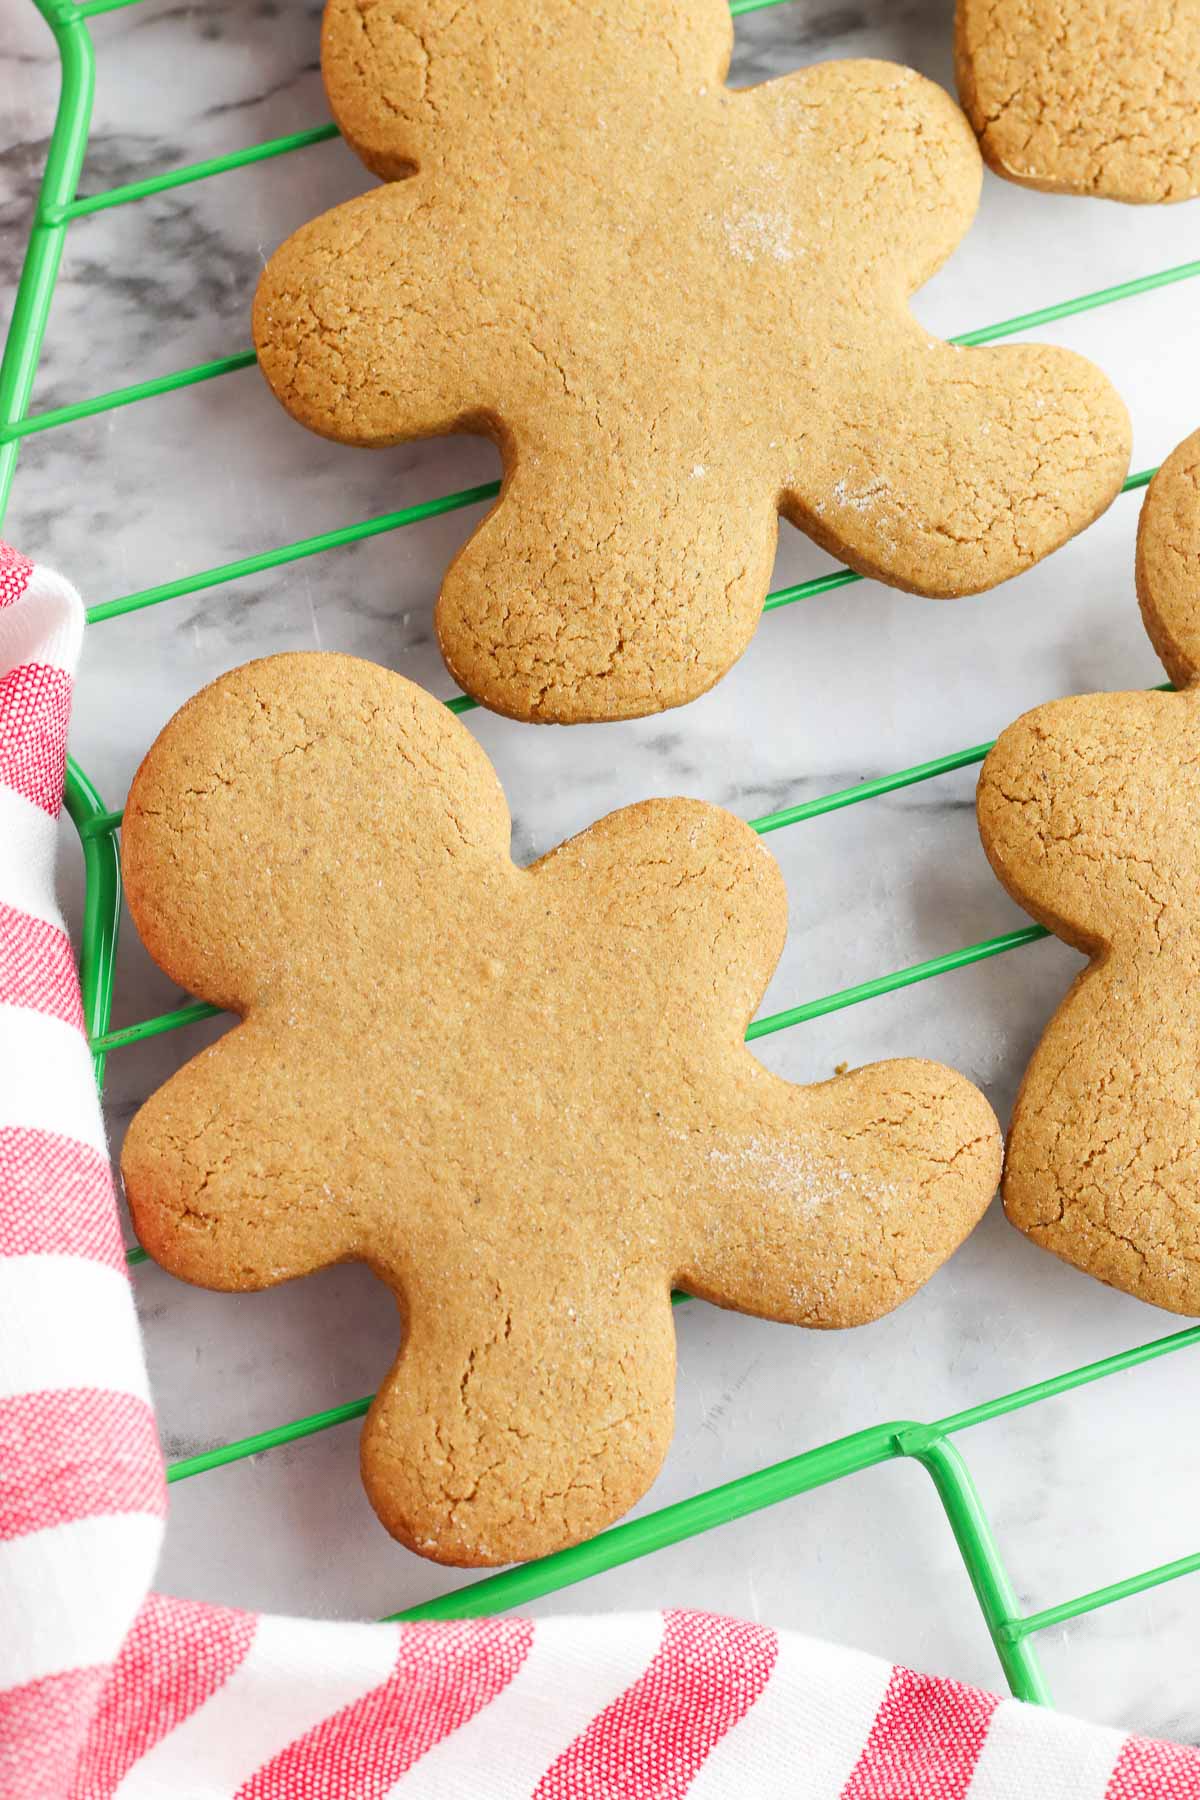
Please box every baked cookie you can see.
[252,1,1131,725]
[978,428,1200,1312]
[957,1,1200,203]
[121,653,1001,1566]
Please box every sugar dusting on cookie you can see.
[823,475,901,554]
[704,1133,899,1215]
[786,1255,856,1319]
[723,203,802,264]
[832,476,893,514]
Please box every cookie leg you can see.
[784,335,1131,598]
[674,1059,1000,1328]
[360,1262,677,1565]
[435,448,780,723]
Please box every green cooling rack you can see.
[7,0,1200,1711]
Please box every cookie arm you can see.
[740,60,981,291]
[253,183,487,447]
[782,334,1131,598]
[121,1017,363,1290]
[956,0,1200,204]
[673,1058,1000,1327]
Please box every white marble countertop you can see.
[5,0,1200,1743]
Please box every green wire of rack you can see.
[7,0,1200,1711]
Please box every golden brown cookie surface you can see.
[252,1,1130,725]
[957,0,1200,203]
[121,653,1001,1566]
[978,429,1200,1312]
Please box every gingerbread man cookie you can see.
[979,428,1200,1312]
[252,0,1130,725]
[121,654,1001,1566]
[957,1,1200,203]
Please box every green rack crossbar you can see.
[7,0,1200,1710]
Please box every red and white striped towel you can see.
[1,540,1197,1799]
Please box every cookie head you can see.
[121,655,511,1016]
[321,0,736,180]
[252,5,1130,724]
[122,653,1000,1564]
[978,691,1193,954]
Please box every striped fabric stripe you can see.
[1106,1734,1200,1797]
[0,572,81,665]
[0,1666,108,1800]
[685,1631,894,1800]
[0,1390,163,1541]
[71,1595,257,1800]
[840,1664,1001,1798]
[0,663,74,814]
[0,1514,163,1691]
[0,784,70,928]
[967,1697,1123,1799]
[0,544,34,608]
[0,1131,125,1269]
[391,1613,667,1800]
[0,902,84,1025]
[238,1618,535,1800]
[533,1609,777,1800]
[0,1004,108,1156]
[0,555,80,679]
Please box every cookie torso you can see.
[121,653,1000,1564]
[957,0,1200,202]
